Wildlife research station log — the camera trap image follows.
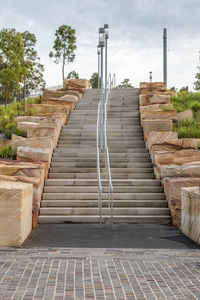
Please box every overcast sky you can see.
[0,0,200,89]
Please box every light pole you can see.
[149,71,152,83]
[163,28,167,88]
[97,46,100,88]
[104,24,109,100]
[99,27,105,149]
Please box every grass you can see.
[0,145,13,159]
[173,119,200,138]
[170,91,200,138]
[0,96,41,139]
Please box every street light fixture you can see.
[104,24,109,100]
[98,27,105,149]
[149,71,152,83]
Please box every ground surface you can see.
[0,224,200,299]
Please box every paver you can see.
[0,248,200,299]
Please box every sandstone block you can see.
[26,125,58,147]
[63,79,89,90]
[141,110,177,126]
[161,163,200,179]
[0,181,32,247]
[154,149,200,179]
[25,104,70,116]
[140,103,173,113]
[146,131,178,150]
[143,119,173,140]
[41,97,76,111]
[17,146,51,165]
[163,177,200,229]
[176,110,193,121]
[181,187,200,244]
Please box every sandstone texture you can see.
[146,131,178,150]
[140,103,173,113]
[0,181,32,247]
[25,104,70,116]
[141,110,177,125]
[160,163,200,179]
[163,177,200,229]
[143,119,173,140]
[63,79,89,92]
[181,187,200,244]
[41,97,77,111]
[176,110,193,121]
[17,146,51,165]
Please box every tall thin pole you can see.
[163,28,167,88]
[97,47,100,88]
[105,38,108,93]
[100,46,104,149]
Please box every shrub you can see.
[26,96,41,104]
[161,106,175,111]
[0,145,13,158]
[173,119,200,138]
[27,108,37,116]
[171,91,200,114]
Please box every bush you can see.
[171,91,200,115]
[173,119,200,138]
[161,106,175,111]
[0,145,13,158]
[26,96,41,104]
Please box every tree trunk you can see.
[4,87,8,106]
[23,78,26,100]
[62,57,65,84]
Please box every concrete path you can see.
[23,224,200,249]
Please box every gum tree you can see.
[49,25,77,83]
[0,28,24,105]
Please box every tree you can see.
[0,28,24,105]
[116,78,133,88]
[67,70,79,79]
[49,25,77,83]
[194,66,200,91]
[169,86,178,92]
[179,86,189,92]
[21,31,45,99]
[89,72,100,89]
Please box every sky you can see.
[0,0,200,90]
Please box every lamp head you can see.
[99,27,105,47]
[104,24,109,39]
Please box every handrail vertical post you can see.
[97,46,100,89]
[100,46,104,149]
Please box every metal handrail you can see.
[104,99,114,223]
[96,102,103,223]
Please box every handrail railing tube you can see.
[97,102,103,223]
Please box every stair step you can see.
[45,179,160,186]
[38,215,171,224]
[48,173,155,179]
[42,192,165,200]
[39,207,170,216]
[41,200,168,207]
[49,167,154,173]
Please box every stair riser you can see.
[43,187,163,193]
[45,179,160,186]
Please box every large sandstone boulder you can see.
[25,103,71,116]
[140,103,173,113]
[15,114,65,130]
[43,89,81,99]
[63,79,89,92]
[154,149,200,179]
[143,119,173,140]
[34,113,67,127]
[160,162,200,179]
[140,82,165,89]
[17,146,52,165]
[141,110,177,126]
[0,180,32,247]
[139,94,171,106]
[163,177,200,229]
[176,110,193,121]
[41,97,77,111]
[146,131,178,150]
[181,187,200,244]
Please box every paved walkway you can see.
[0,225,200,299]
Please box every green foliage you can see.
[0,28,25,105]
[194,66,200,91]
[161,106,174,111]
[179,86,189,92]
[0,96,39,139]
[21,31,45,99]
[67,70,79,79]
[116,78,133,88]
[173,119,200,138]
[49,25,77,82]
[27,108,37,116]
[0,145,12,158]
[26,96,41,104]
[168,86,177,92]
[89,72,100,89]
[171,91,200,114]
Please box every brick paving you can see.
[0,248,200,299]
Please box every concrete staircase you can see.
[39,88,171,224]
